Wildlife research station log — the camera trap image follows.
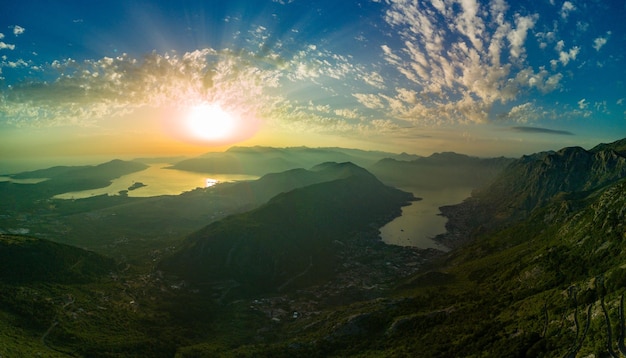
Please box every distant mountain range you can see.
[168,146,411,175]
[160,162,415,294]
[369,152,514,189]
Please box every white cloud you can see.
[502,102,539,124]
[455,0,486,51]
[377,0,562,124]
[555,40,564,52]
[558,46,579,66]
[353,93,385,109]
[560,1,576,19]
[362,71,385,89]
[334,108,359,119]
[593,35,609,51]
[535,31,556,50]
[0,42,15,50]
[0,33,4,39]
[507,14,538,59]
[578,98,588,109]
[12,25,25,36]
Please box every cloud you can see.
[558,46,579,66]
[0,42,15,50]
[0,41,383,138]
[578,98,588,109]
[508,14,538,59]
[498,102,540,124]
[0,49,285,127]
[593,34,609,51]
[560,1,576,19]
[377,0,560,124]
[12,25,25,36]
[362,71,385,89]
[353,93,385,109]
[1,58,28,69]
[510,126,574,135]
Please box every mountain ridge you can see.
[439,137,626,248]
[159,162,415,294]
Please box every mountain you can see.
[212,138,626,357]
[590,137,626,155]
[0,234,114,284]
[9,159,147,182]
[369,152,513,189]
[216,160,388,207]
[0,159,148,212]
[159,162,415,294]
[4,139,626,356]
[168,146,400,175]
[437,139,626,248]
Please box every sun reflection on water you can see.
[205,178,218,187]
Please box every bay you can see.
[53,163,258,199]
[380,187,473,250]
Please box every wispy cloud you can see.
[510,126,574,135]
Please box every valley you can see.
[1,140,625,356]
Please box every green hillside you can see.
[160,162,415,294]
[0,234,115,284]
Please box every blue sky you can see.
[1,0,625,165]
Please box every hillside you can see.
[207,138,626,357]
[160,162,415,294]
[0,160,148,212]
[0,234,115,284]
[215,160,388,207]
[438,139,626,248]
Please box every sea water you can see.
[53,163,258,199]
[379,187,473,251]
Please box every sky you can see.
[1,0,625,170]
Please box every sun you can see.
[161,100,260,146]
[186,103,237,141]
